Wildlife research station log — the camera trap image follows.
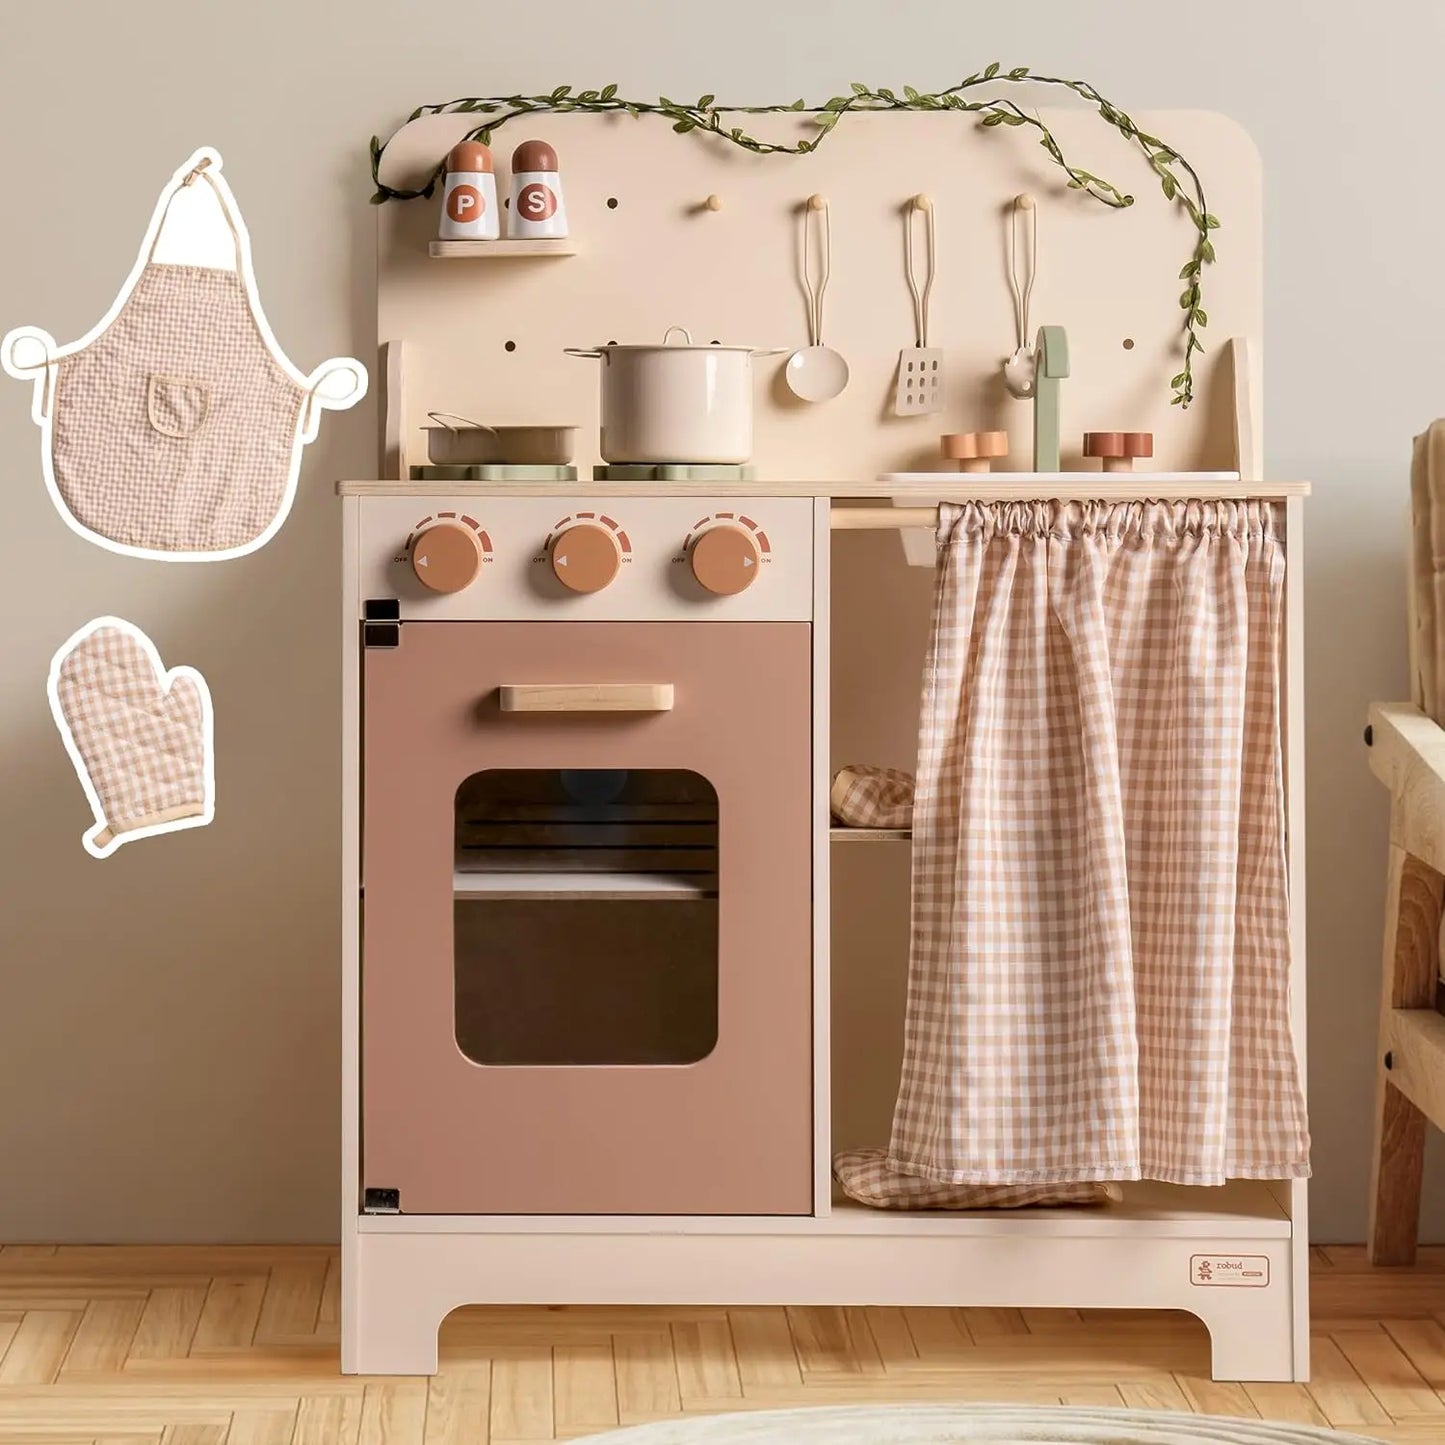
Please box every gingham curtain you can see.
[842,500,1310,1199]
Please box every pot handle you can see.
[425,411,494,432]
[564,348,605,359]
[662,325,693,345]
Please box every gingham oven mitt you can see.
[49,618,213,857]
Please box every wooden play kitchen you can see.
[339,102,1309,1382]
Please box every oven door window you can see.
[453,768,719,1066]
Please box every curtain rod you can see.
[832,508,937,530]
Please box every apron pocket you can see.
[146,374,211,439]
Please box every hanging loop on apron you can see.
[2,327,60,422]
[301,358,369,441]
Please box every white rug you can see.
[571,1404,1381,1444]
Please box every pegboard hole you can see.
[1122,337,1136,350]
[504,340,517,353]
[606,197,620,210]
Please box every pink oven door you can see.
[362,621,813,1215]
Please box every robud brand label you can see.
[1190,1255,1270,1287]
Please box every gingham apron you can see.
[838,499,1310,1199]
[3,156,362,556]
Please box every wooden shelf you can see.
[358,1179,1292,1238]
[831,827,911,843]
[428,239,578,259]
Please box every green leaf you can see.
[1200,239,1216,263]
[815,112,839,129]
[368,135,381,160]
[984,61,1001,78]
[982,112,1007,127]
[824,95,848,111]
[698,93,715,108]
[851,81,869,95]
[601,82,618,100]
[1160,175,1177,200]
[659,95,676,108]
[1179,262,1199,279]
[673,119,695,132]
[1171,394,1185,406]
[550,85,571,101]
[1066,177,1085,188]
[478,128,493,145]
[578,90,598,103]
[1170,373,1188,389]
[625,105,640,118]
[1204,213,1222,229]
[1003,113,1027,126]
[1193,309,1209,327]
[791,97,806,109]
[369,191,387,205]
[878,87,897,100]
[904,85,920,101]
[1008,66,1029,79]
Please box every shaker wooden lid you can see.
[1083,431,1154,459]
[447,140,494,174]
[551,522,621,594]
[690,524,761,596]
[940,430,1009,462]
[512,139,558,173]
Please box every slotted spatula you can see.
[894,194,942,415]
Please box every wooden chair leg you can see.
[1368,842,1444,1264]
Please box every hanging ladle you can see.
[785,194,850,402]
[1003,193,1038,399]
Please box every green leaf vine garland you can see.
[369,68,1218,407]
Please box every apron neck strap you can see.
[146,158,245,269]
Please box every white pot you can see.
[566,327,782,465]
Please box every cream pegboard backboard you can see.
[375,109,1260,478]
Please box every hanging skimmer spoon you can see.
[894,194,942,415]
[1003,193,1038,399]
[785,195,850,403]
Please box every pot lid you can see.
[590,326,776,354]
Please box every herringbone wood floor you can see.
[0,1244,1443,1442]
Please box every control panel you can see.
[357,495,815,622]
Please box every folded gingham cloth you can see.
[830,765,915,829]
[833,1150,1118,1210]
[49,619,212,856]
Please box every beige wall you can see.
[0,0,1436,1242]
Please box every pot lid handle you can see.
[426,411,494,432]
[662,326,694,345]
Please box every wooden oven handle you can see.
[498,683,674,713]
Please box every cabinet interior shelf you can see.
[454,869,715,901]
[831,827,911,843]
[429,239,579,259]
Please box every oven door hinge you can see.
[363,1187,401,1214]
[363,621,401,650]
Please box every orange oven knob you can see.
[689,523,761,595]
[410,521,483,593]
[550,522,622,593]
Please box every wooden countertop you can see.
[337,474,1311,500]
